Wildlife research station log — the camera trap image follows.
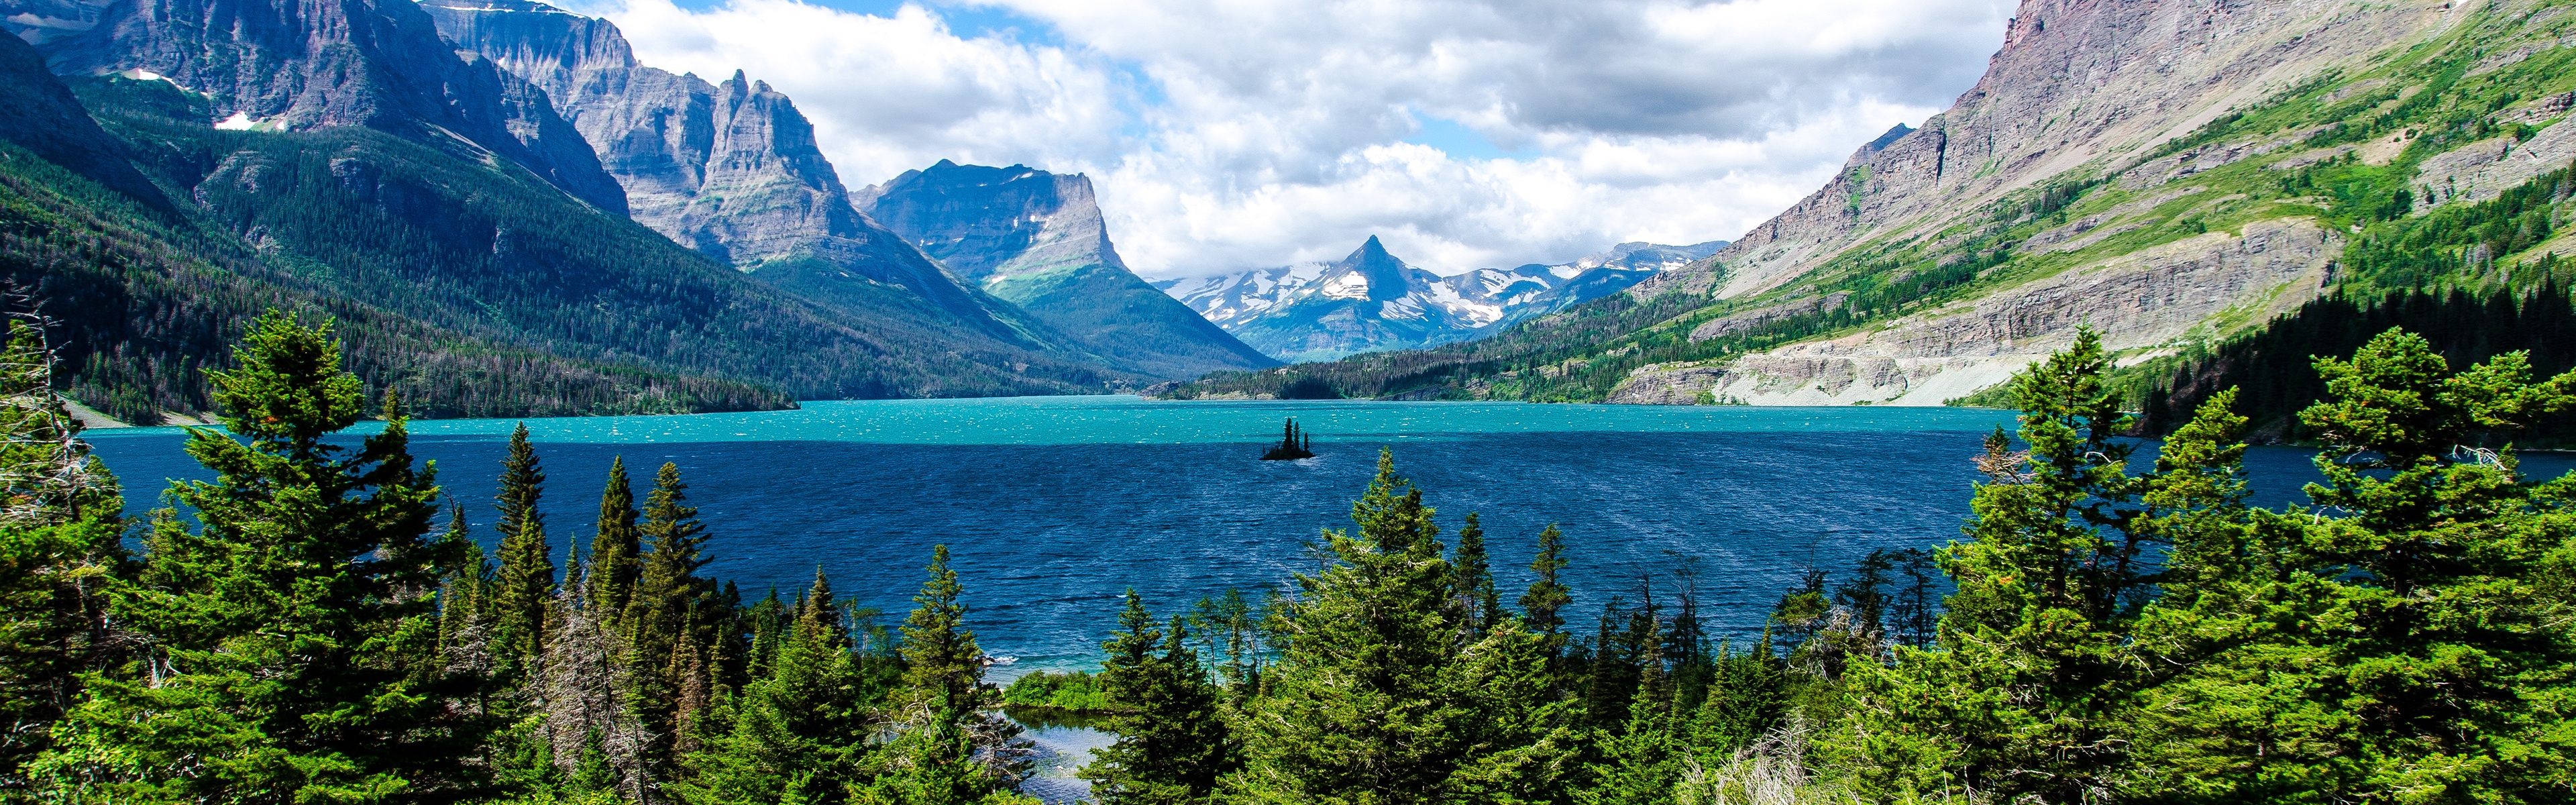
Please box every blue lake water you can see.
[82,395,2576,803]
[82,395,2507,667]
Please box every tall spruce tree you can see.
[1448,513,1502,643]
[586,457,641,629]
[1081,590,1236,804]
[677,569,871,805]
[624,461,720,784]
[2118,331,2576,802]
[1521,523,1572,661]
[30,312,470,802]
[864,545,1034,805]
[1232,449,1468,804]
[494,423,553,658]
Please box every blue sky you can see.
[584,0,2011,276]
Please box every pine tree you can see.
[30,312,471,802]
[2118,331,2576,802]
[864,545,1034,805]
[494,422,553,658]
[1081,590,1236,804]
[1520,523,1572,661]
[678,569,871,805]
[1232,449,1468,804]
[1580,616,1679,805]
[1448,513,1501,643]
[625,461,722,777]
[586,456,641,629]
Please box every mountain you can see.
[1164,0,2576,405]
[39,0,627,213]
[1159,237,1723,362]
[856,160,1275,377]
[417,0,1081,354]
[1,0,1152,424]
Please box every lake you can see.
[82,395,2548,802]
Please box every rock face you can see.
[1162,238,1723,362]
[1605,0,2494,405]
[421,0,1041,347]
[857,160,1275,377]
[42,0,627,212]
[1614,219,2339,405]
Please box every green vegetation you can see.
[2131,158,2576,440]
[1000,670,1116,712]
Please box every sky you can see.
[563,0,2013,278]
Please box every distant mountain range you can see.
[1156,237,1725,362]
[0,0,1270,423]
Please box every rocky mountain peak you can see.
[42,0,626,212]
[860,160,1275,376]
[1325,235,1421,303]
[423,0,1035,345]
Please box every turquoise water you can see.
[83,395,2452,670]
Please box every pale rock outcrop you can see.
[1615,219,2339,405]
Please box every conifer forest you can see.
[0,305,2569,804]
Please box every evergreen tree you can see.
[1520,523,1572,660]
[1580,617,1679,805]
[677,569,871,805]
[1081,591,1236,804]
[1682,637,1786,759]
[1231,449,1467,804]
[586,456,641,629]
[865,545,1034,805]
[2120,331,2576,802]
[625,460,723,779]
[494,422,553,658]
[1448,513,1502,642]
[30,313,471,802]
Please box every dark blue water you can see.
[79,396,2564,673]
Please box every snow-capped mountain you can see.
[1155,237,1727,363]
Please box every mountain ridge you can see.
[858,160,1277,378]
[1159,237,1725,363]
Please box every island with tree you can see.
[1262,417,1316,460]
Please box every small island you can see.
[1263,417,1316,460]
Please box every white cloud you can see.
[571,0,2011,277]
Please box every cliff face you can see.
[44,0,627,212]
[421,0,1041,347]
[859,160,1276,376]
[1605,0,2538,405]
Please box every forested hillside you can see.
[1167,0,2576,414]
[0,22,1153,423]
[3,310,2569,803]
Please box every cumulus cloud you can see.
[569,0,2011,276]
